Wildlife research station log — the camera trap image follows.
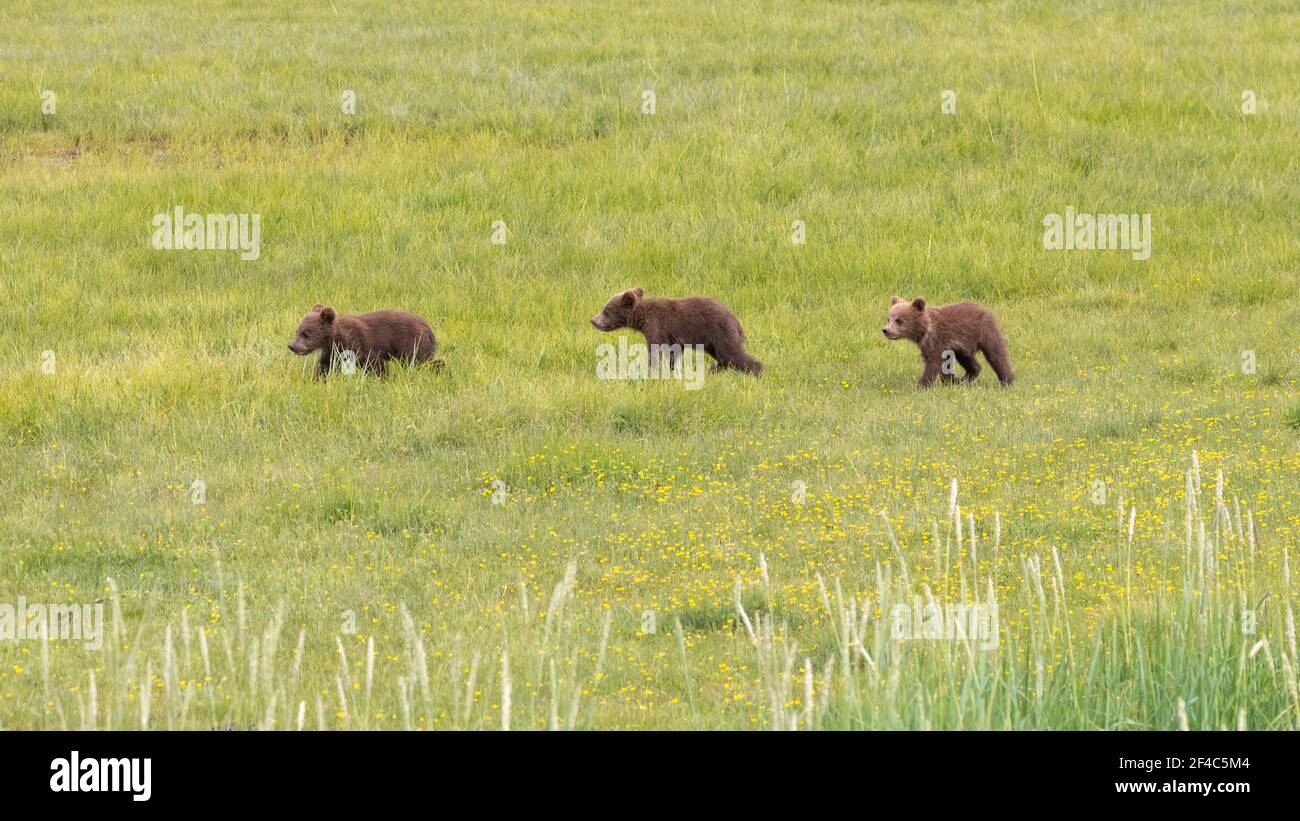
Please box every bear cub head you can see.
[590,287,645,331]
[883,296,930,342]
[288,304,337,355]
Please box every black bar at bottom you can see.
[1,730,1282,808]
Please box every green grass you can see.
[1,0,1297,729]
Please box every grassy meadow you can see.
[1,0,1298,729]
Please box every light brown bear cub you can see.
[882,297,1014,387]
[591,287,763,374]
[288,304,443,378]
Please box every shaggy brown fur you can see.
[883,296,1014,387]
[288,304,443,378]
[590,287,763,374]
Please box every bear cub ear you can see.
[320,307,336,323]
[911,297,926,311]
[890,295,903,305]
[621,288,642,307]
[311,304,324,313]
[632,287,644,298]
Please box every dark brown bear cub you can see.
[288,304,443,377]
[590,287,762,374]
[883,296,1014,387]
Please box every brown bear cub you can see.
[590,287,763,374]
[288,305,444,378]
[882,297,1014,387]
